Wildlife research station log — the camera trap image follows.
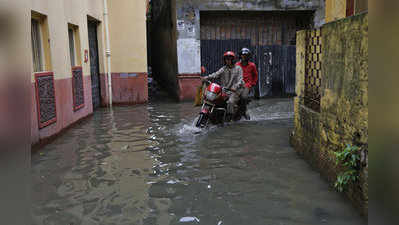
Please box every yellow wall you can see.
[29,0,105,81]
[325,0,347,23]
[107,0,148,73]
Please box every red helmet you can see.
[223,51,236,58]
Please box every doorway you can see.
[88,19,101,109]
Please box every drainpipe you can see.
[103,0,112,107]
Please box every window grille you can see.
[34,72,57,128]
[304,28,322,112]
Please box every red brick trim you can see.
[34,71,57,129]
[71,66,85,111]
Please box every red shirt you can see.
[236,61,258,88]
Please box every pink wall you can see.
[31,75,93,146]
[178,73,201,101]
[100,73,148,105]
[32,72,149,146]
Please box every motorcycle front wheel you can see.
[195,113,208,128]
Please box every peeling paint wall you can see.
[176,2,201,74]
[177,39,201,74]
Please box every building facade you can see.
[150,0,326,101]
[30,0,148,146]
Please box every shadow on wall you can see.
[148,0,179,101]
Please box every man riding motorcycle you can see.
[200,51,244,116]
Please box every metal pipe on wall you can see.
[103,0,112,106]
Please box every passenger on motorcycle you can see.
[236,48,258,119]
[236,48,258,101]
[200,51,244,115]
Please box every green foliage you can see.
[334,144,360,192]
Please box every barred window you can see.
[31,19,43,72]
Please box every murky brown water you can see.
[32,98,366,225]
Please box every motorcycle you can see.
[195,80,249,128]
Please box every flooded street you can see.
[32,98,365,225]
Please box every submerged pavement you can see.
[32,98,365,225]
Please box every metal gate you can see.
[200,41,296,97]
[200,11,311,98]
[200,39,251,75]
[254,45,296,97]
[88,20,101,109]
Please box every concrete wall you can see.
[174,0,325,100]
[105,0,149,104]
[29,0,105,145]
[291,13,368,217]
[107,0,147,73]
[325,0,346,23]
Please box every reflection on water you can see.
[32,98,366,225]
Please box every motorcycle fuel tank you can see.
[207,83,222,94]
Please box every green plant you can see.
[334,144,361,192]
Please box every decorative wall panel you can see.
[304,29,322,112]
[35,72,57,128]
[72,66,84,111]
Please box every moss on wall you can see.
[291,13,368,217]
[321,13,368,216]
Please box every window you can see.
[67,24,82,67]
[31,19,43,72]
[31,11,52,72]
[68,24,84,111]
[68,28,76,66]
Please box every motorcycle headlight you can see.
[205,91,218,101]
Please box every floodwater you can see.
[32,98,366,225]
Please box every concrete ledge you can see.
[100,73,148,105]
[177,73,201,101]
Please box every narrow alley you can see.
[25,0,369,224]
[31,99,365,225]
